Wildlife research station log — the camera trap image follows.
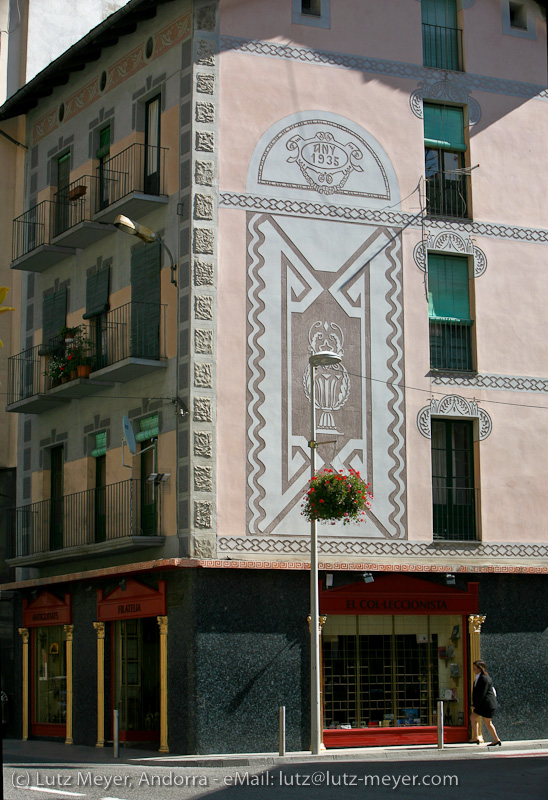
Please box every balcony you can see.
[425,169,469,220]
[422,23,463,71]
[89,301,167,382]
[7,479,164,566]
[6,336,113,414]
[51,175,116,248]
[433,485,479,541]
[93,143,168,223]
[11,201,75,272]
[429,319,473,372]
[11,143,167,270]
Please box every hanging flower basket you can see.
[302,469,373,525]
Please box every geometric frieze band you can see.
[431,372,548,394]
[217,536,548,561]
[220,191,548,244]
[220,37,546,103]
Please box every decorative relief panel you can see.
[248,112,400,209]
[413,230,487,277]
[410,77,482,124]
[417,395,492,440]
[245,115,407,544]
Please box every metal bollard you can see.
[279,706,286,757]
[113,709,119,758]
[437,700,444,749]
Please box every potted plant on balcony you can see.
[59,325,80,344]
[301,468,373,525]
[45,355,69,386]
[69,327,94,378]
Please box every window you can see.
[49,446,64,551]
[54,153,71,236]
[83,267,110,371]
[144,96,161,195]
[421,0,462,71]
[509,1,527,29]
[97,126,111,210]
[302,0,321,15]
[292,0,330,28]
[34,627,66,725]
[432,419,477,540]
[424,104,468,219]
[428,254,473,371]
[41,288,67,353]
[131,243,161,360]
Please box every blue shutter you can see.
[428,254,470,320]
[424,104,466,151]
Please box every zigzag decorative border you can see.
[219,192,548,244]
[220,37,548,102]
[218,536,548,561]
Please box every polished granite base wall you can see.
[9,570,548,751]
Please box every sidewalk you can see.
[4,737,548,768]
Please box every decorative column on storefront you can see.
[307,614,328,748]
[64,625,74,745]
[93,622,105,747]
[157,615,169,753]
[18,628,29,740]
[468,614,486,739]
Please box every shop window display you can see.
[34,626,66,724]
[323,615,464,729]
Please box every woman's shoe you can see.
[487,740,502,747]
[469,739,480,744]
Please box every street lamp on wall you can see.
[308,349,342,755]
[113,214,177,287]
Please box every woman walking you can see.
[470,660,501,746]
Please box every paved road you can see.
[3,748,548,800]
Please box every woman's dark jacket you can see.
[472,673,497,717]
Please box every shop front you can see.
[95,578,168,752]
[320,574,479,747]
[19,591,73,741]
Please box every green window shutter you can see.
[421,0,457,27]
[428,254,470,320]
[42,288,67,344]
[91,431,107,458]
[424,104,466,151]
[135,414,159,442]
[83,267,110,319]
[96,126,111,160]
[131,242,161,359]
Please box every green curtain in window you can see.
[428,254,470,320]
[136,414,159,442]
[421,0,457,27]
[91,431,107,457]
[83,267,110,319]
[96,126,111,160]
[424,104,466,151]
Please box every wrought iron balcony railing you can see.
[12,200,53,261]
[422,22,463,71]
[432,485,479,541]
[95,142,168,210]
[90,301,167,369]
[425,171,468,219]
[52,174,98,237]
[8,479,158,559]
[429,319,473,372]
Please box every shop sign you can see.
[97,579,166,621]
[22,591,71,627]
[320,575,479,615]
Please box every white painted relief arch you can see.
[245,112,408,546]
[247,110,401,209]
[417,395,493,440]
